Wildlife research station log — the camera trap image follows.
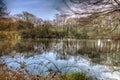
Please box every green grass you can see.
[60,72,92,80]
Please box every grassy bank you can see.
[0,69,92,80]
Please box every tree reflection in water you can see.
[0,39,120,66]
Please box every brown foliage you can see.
[0,18,17,31]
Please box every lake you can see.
[0,39,120,80]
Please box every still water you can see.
[0,39,120,80]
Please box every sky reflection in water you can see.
[1,52,120,80]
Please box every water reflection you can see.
[1,39,119,66]
[0,39,120,80]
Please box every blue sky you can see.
[6,0,114,20]
[6,0,65,20]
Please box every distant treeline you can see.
[0,17,89,39]
[0,10,120,40]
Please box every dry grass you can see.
[0,62,92,80]
[0,71,91,80]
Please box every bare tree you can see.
[15,12,43,26]
[55,0,120,15]
[0,0,7,17]
[54,0,120,37]
[114,0,120,6]
[15,12,36,21]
